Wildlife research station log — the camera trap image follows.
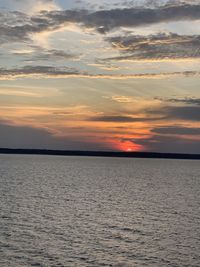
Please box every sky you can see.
[0,0,200,153]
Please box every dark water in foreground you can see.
[0,155,200,267]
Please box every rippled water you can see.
[0,155,200,267]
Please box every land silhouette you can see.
[0,148,200,160]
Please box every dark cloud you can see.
[166,106,200,121]
[88,115,165,122]
[38,49,80,60]
[0,122,55,149]
[165,97,200,106]
[81,3,200,33]
[0,65,80,78]
[106,33,200,60]
[19,49,81,62]
[146,103,200,122]
[0,11,30,43]
[152,126,200,135]
[2,65,200,80]
[0,9,63,44]
[0,122,113,151]
[89,104,200,124]
[119,0,200,9]
[1,3,200,44]
[83,3,200,33]
[132,134,200,154]
[0,8,71,44]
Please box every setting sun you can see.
[116,140,144,152]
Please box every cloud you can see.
[81,3,200,33]
[106,33,200,61]
[0,10,60,45]
[164,97,200,106]
[1,66,200,80]
[89,100,200,124]
[110,95,134,103]
[1,3,200,46]
[151,126,200,135]
[132,134,200,153]
[0,65,80,79]
[0,122,115,151]
[146,103,200,122]
[0,11,30,44]
[166,106,200,121]
[21,49,81,62]
[88,115,165,122]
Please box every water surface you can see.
[0,155,200,266]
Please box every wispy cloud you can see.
[88,115,165,123]
[159,97,200,106]
[21,48,81,62]
[109,95,134,103]
[105,33,200,61]
[1,66,200,80]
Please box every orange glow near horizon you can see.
[115,140,144,152]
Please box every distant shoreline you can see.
[0,148,200,160]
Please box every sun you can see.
[116,140,143,152]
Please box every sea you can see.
[0,154,200,267]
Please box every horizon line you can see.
[0,148,200,160]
